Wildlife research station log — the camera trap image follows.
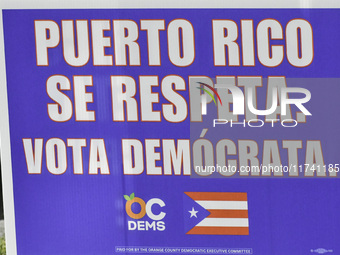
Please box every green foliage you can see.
[0,237,5,255]
[124,193,135,201]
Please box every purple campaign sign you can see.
[2,8,340,255]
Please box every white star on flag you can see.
[189,207,198,218]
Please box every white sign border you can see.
[0,1,338,254]
[0,8,17,255]
[1,0,340,9]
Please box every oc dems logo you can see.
[124,193,166,231]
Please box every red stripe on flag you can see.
[187,227,249,235]
[207,210,248,218]
[185,192,247,201]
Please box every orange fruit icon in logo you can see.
[124,193,146,219]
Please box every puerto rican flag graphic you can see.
[185,192,249,235]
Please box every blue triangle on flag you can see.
[183,193,211,233]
